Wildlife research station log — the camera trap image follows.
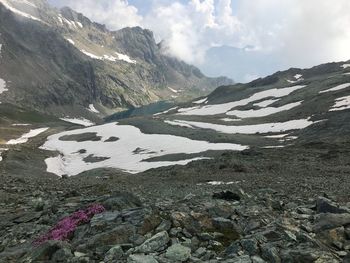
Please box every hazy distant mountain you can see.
[0,0,232,118]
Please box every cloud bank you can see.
[50,0,350,82]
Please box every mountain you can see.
[1,59,350,262]
[0,0,232,118]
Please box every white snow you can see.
[341,64,350,69]
[164,120,194,128]
[60,118,95,127]
[319,83,350,94]
[193,98,208,104]
[226,101,303,118]
[76,22,83,28]
[0,78,8,94]
[0,148,8,162]
[329,95,350,112]
[220,118,242,122]
[12,123,30,126]
[153,107,179,116]
[6,128,49,145]
[66,38,75,45]
[168,87,179,93]
[168,118,316,135]
[80,50,136,64]
[295,74,303,79]
[0,0,42,21]
[177,85,306,116]
[81,50,102,60]
[88,104,99,114]
[41,122,248,176]
[253,99,280,108]
[115,52,137,64]
[265,134,289,139]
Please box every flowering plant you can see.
[34,204,105,245]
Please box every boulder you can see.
[316,197,349,214]
[135,231,169,253]
[165,243,191,262]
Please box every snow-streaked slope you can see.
[41,123,248,176]
[165,119,317,135]
[177,85,306,116]
[6,128,49,145]
[0,0,42,22]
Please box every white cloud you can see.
[56,0,142,30]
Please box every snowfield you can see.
[7,128,49,145]
[177,85,306,116]
[226,101,303,118]
[165,119,316,134]
[41,123,248,176]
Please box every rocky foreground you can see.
[1,180,350,263]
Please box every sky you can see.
[49,0,350,82]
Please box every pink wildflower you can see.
[34,204,105,246]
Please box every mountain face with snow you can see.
[0,0,232,117]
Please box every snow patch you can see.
[193,98,208,104]
[6,128,49,145]
[226,101,303,118]
[164,120,194,128]
[60,118,95,127]
[169,119,316,135]
[341,64,350,69]
[168,87,179,93]
[319,83,350,94]
[153,107,179,116]
[0,148,8,162]
[177,85,306,116]
[253,99,280,108]
[41,123,248,176]
[330,96,350,111]
[66,38,75,45]
[0,78,8,94]
[88,104,99,114]
[115,52,136,64]
[221,118,242,122]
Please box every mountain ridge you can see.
[0,0,233,118]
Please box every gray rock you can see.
[314,213,350,231]
[316,197,349,214]
[251,256,267,263]
[135,231,169,253]
[156,220,172,232]
[212,217,234,230]
[128,254,158,263]
[261,245,281,263]
[223,255,252,263]
[165,243,191,262]
[104,245,124,262]
[52,247,73,262]
[241,238,258,255]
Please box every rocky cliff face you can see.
[0,0,233,117]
